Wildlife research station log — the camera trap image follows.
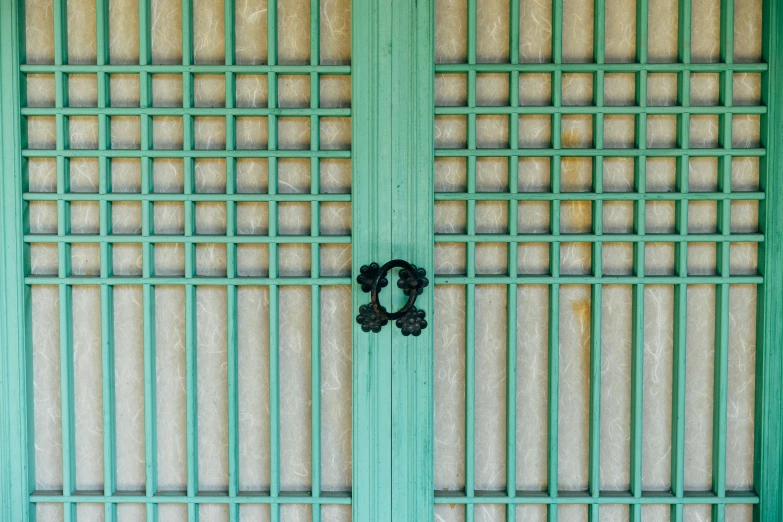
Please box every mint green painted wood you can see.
[97,0,118,517]
[428,0,780,520]
[266,5,281,521]
[351,0,394,520]
[434,63,766,72]
[0,0,32,519]
[671,2,691,521]
[180,3,199,520]
[21,108,350,116]
[19,64,352,74]
[433,106,765,114]
[432,493,760,505]
[225,10,240,515]
[22,194,352,201]
[22,150,351,158]
[25,276,353,285]
[23,234,352,243]
[589,10,605,519]
[506,5,520,519]
[29,493,352,504]
[8,0,357,518]
[351,0,434,519]
[2,1,783,521]
[465,3,478,520]
[629,5,647,520]
[711,6,734,522]
[755,1,783,521]
[434,148,766,157]
[389,0,435,520]
[309,4,323,522]
[434,192,765,200]
[52,2,75,519]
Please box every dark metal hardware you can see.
[356,260,429,336]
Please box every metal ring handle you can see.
[356,259,429,336]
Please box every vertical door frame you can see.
[352,0,434,521]
[755,0,783,520]
[351,0,396,517]
[0,0,33,519]
[388,0,435,519]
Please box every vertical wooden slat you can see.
[506,2,521,520]
[0,0,31,518]
[549,2,563,521]
[631,3,648,519]
[465,4,477,521]
[755,0,783,521]
[95,1,117,521]
[224,3,239,522]
[671,2,692,521]
[351,0,395,518]
[589,8,605,519]
[267,4,281,522]
[53,1,75,515]
[711,3,734,520]
[310,4,322,521]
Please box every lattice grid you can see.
[21,0,353,520]
[432,0,763,520]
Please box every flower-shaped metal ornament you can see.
[397,266,429,296]
[356,303,389,333]
[396,307,427,336]
[357,262,388,293]
[356,259,428,335]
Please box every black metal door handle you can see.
[356,260,429,336]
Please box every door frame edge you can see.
[755,0,783,519]
[0,0,32,519]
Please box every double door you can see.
[0,0,780,521]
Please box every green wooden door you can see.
[2,0,783,522]
[1,0,360,520]
[422,0,783,520]
[354,0,783,520]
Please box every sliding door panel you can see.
[19,0,354,520]
[431,0,766,520]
